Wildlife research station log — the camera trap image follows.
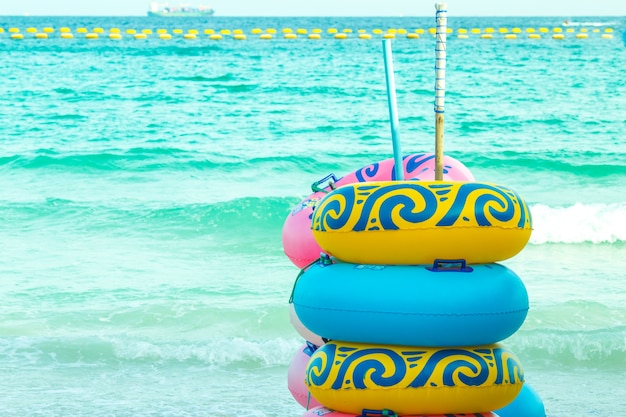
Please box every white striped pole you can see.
[434,3,447,181]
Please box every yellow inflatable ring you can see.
[311,180,532,264]
[306,341,524,415]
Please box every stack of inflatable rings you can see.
[283,153,545,417]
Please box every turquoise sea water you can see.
[0,15,625,417]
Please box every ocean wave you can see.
[0,147,248,172]
[5,325,622,371]
[509,326,626,369]
[462,151,626,177]
[0,335,301,369]
[0,148,333,174]
[170,74,236,82]
[530,202,626,244]
[212,83,259,93]
[1,196,296,243]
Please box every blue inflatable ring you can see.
[291,259,529,347]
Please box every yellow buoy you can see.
[85,33,99,40]
[142,29,152,35]
[296,28,307,35]
[601,34,613,39]
[260,33,272,40]
[428,27,436,35]
[387,28,397,34]
[457,34,469,39]
[580,28,588,33]
[35,33,48,39]
[172,29,183,34]
[512,27,522,33]
[126,29,136,35]
[93,27,104,33]
[334,33,348,39]
[134,33,147,40]
[538,27,549,33]
[457,28,467,34]
[485,27,495,33]
[471,28,481,34]
[284,33,297,39]
[308,33,321,40]
[77,28,88,33]
[209,34,222,40]
[183,33,196,40]
[528,33,541,39]
[359,33,372,40]
[415,28,425,34]
[552,33,565,40]
[11,33,24,40]
[327,28,338,34]
[9,27,20,33]
[592,28,600,33]
[566,28,575,33]
[576,33,588,39]
[189,29,199,34]
[312,28,322,34]
[407,33,419,39]
[60,27,71,33]
[281,28,293,33]
[481,34,493,39]
[61,33,74,39]
[110,28,121,34]
[251,28,262,34]
[372,28,383,35]
[605,28,613,33]
[0,28,6,33]
[504,34,517,39]
[159,33,172,40]
[156,29,167,34]
[203,28,214,35]
[266,28,277,34]
[233,34,246,40]
[382,33,395,39]
[498,28,509,33]
[43,27,54,33]
[526,28,536,33]
[109,33,122,40]
[357,29,366,33]
[553,27,563,33]
[220,29,231,35]
[26,27,37,33]
[343,28,353,33]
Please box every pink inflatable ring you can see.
[282,153,474,268]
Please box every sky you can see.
[0,0,625,17]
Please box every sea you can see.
[0,15,624,417]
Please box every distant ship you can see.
[148,2,215,17]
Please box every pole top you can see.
[435,3,447,10]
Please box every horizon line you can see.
[1,13,625,18]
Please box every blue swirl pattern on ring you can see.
[353,153,455,182]
[312,182,531,232]
[305,343,524,391]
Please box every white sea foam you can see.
[530,202,626,244]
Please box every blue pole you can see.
[382,39,405,181]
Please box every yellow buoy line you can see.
[0,26,616,41]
